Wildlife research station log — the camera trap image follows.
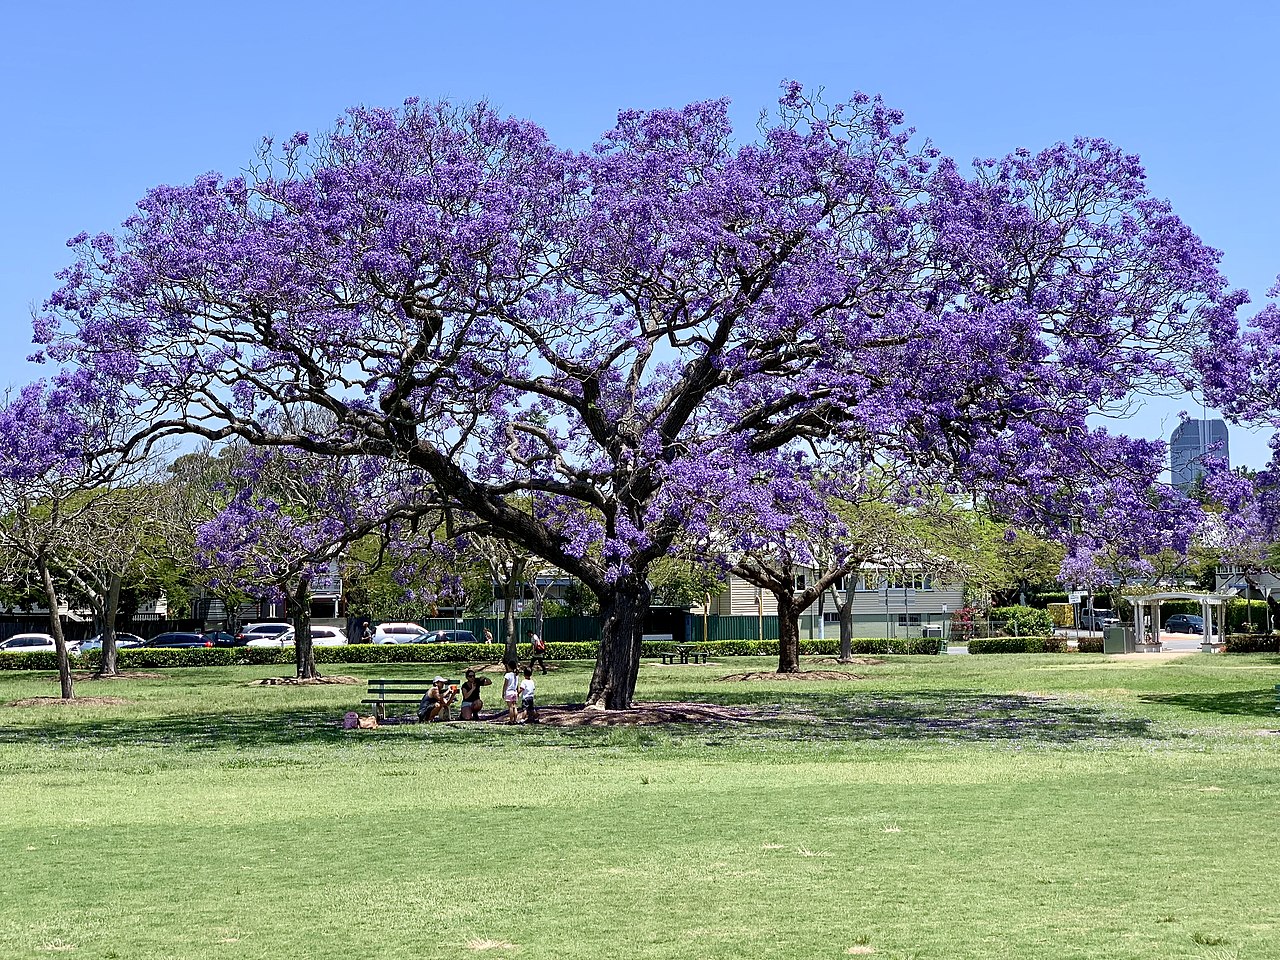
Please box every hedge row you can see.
[1223,634,1280,653]
[1076,637,1104,653]
[968,636,1066,654]
[0,636,943,671]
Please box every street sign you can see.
[1068,591,1084,604]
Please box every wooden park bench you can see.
[364,677,458,721]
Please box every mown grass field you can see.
[1,653,1278,960]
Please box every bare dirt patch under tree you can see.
[249,676,361,686]
[8,696,131,708]
[484,701,778,726]
[716,669,867,682]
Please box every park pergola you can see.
[1128,590,1233,651]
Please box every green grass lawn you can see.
[1,653,1278,960]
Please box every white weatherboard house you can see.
[700,564,964,640]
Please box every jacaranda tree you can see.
[37,84,1242,708]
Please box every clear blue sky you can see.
[3,0,1276,466]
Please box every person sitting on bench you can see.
[418,676,455,722]
[458,669,491,720]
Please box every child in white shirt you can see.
[518,666,537,723]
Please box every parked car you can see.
[253,625,348,647]
[1164,614,1206,634]
[372,622,428,644]
[146,632,213,648]
[202,631,240,647]
[0,633,58,653]
[79,633,145,653]
[236,623,291,644]
[1078,612,1119,632]
[413,629,479,645]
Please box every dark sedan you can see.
[146,632,214,648]
[414,630,479,645]
[1163,614,1205,634]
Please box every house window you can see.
[897,614,921,626]
[794,575,807,592]
[823,612,841,624]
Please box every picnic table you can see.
[660,644,709,665]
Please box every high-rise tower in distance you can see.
[1170,419,1229,491]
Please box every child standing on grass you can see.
[518,667,537,723]
[502,664,520,724]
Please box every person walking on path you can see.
[483,627,494,645]
[529,632,548,675]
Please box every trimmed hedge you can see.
[0,635,944,671]
[1224,633,1280,653]
[1076,636,1104,653]
[968,636,1065,654]
[989,606,1055,637]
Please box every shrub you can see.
[968,636,1060,654]
[1046,603,1074,627]
[1224,633,1280,654]
[1225,599,1270,633]
[1076,636,1104,653]
[989,606,1054,637]
[0,651,61,671]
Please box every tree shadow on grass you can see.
[693,689,1157,744]
[0,691,1158,751]
[1137,689,1279,719]
[0,706,360,752]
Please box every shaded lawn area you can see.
[0,654,1277,960]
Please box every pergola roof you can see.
[1129,591,1235,603]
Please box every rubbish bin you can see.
[1102,624,1133,654]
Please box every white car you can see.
[266,625,348,647]
[237,623,292,644]
[0,633,59,653]
[372,622,428,644]
[79,633,145,653]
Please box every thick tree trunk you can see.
[586,577,649,710]
[838,587,855,662]
[532,582,546,641]
[502,582,518,671]
[38,557,74,700]
[291,577,319,680]
[777,593,802,673]
[98,572,123,678]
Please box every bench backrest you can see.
[367,678,458,698]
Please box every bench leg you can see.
[374,702,386,721]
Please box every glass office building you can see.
[1170,419,1229,491]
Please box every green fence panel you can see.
[688,615,779,642]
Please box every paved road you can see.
[946,630,1219,655]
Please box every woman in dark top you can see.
[459,669,491,720]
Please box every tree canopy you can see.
[35,84,1244,706]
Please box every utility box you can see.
[922,625,943,639]
[1103,624,1133,654]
